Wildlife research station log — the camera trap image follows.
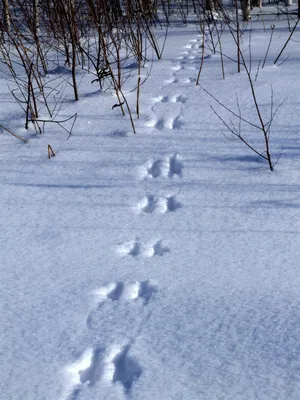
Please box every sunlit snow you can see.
[1,3,300,400]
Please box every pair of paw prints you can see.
[117,239,170,258]
[137,194,182,214]
[151,94,187,104]
[146,115,185,130]
[89,280,157,307]
[138,153,183,180]
[63,280,157,399]
[63,343,141,399]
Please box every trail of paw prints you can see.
[137,153,183,179]
[179,37,203,60]
[165,35,204,84]
[137,194,182,214]
[63,343,142,400]
[147,48,193,132]
[153,35,203,91]
[117,239,170,258]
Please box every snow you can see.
[1,5,300,400]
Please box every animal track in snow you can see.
[117,239,170,257]
[189,42,201,50]
[87,280,158,318]
[171,95,187,104]
[91,281,125,303]
[167,38,202,85]
[147,117,172,130]
[92,280,157,305]
[63,347,104,400]
[117,239,142,257]
[86,280,158,329]
[111,344,142,393]
[138,154,183,179]
[168,153,183,176]
[172,116,185,129]
[63,344,142,399]
[163,77,177,85]
[151,240,171,256]
[182,39,201,54]
[146,116,183,131]
[173,77,194,84]
[151,93,186,106]
[137,194,182,214]
[164,76,193,85]
[151,95,169,104]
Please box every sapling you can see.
[274,19,299,65]
[262,25,275,69]
[201,23,286,171]
[2,0,10,32]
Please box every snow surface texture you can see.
[1,6,300,400]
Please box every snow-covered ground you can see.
[1,6,300,400]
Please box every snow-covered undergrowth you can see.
[1,4,300,400]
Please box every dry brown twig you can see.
[47,144,55,159]
[0,123,27,142]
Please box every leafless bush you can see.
[0,2,78,135]
[0,0,293,140]
[201,24,286,171]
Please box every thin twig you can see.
[201,85,262,130]
[0,123,27,142]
